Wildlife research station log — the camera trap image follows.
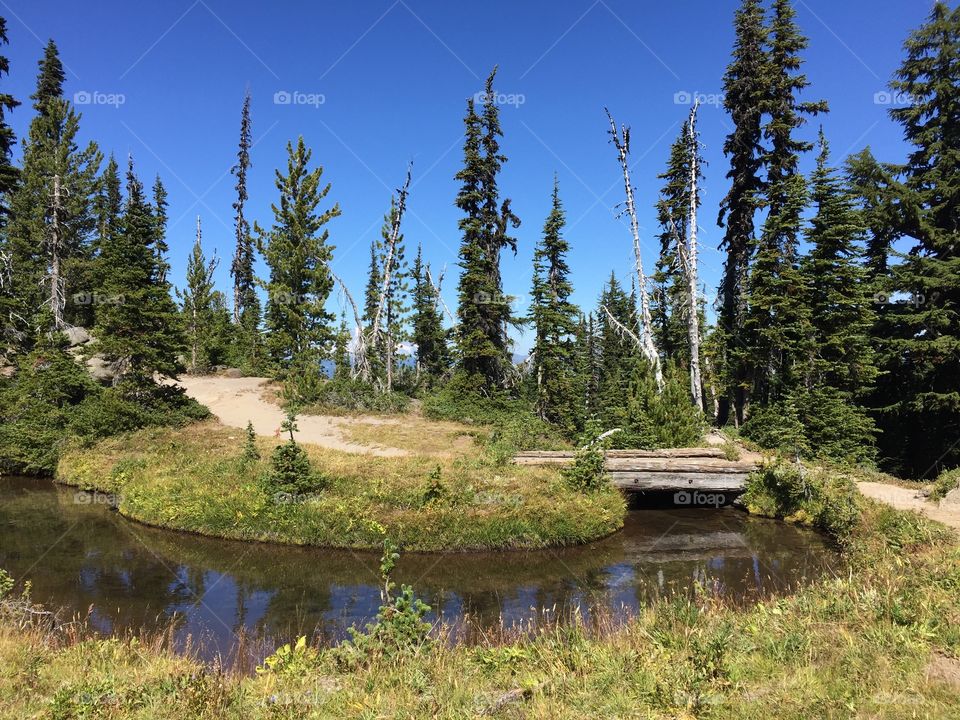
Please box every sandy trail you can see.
[174,375,408,457]
[857,481,960,530]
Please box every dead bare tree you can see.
[605,109,662,389]
[331,270,370,382]
[684,100,704,412]
[369,165,412,394]
[47,174,66,330]
[426,264,455,324]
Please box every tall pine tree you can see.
[528,179,579,432]
[258,137,339,385]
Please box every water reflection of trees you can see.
[0,479,836,659]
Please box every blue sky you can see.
[0,0,945,352]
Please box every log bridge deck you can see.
[513,448,759,494]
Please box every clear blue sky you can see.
[0,0,946,352]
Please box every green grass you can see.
[56,420,625,552]
[2,495,959,718]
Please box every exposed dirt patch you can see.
[857,481,960,530]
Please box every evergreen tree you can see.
[744,0,824,410]
[596,273,641,431]
[0,17,19,218]
[92,159,183,384]
[528,179,579,432]
[716,0,769,425]
[151,176,170,284]
[258,137,340,386]
[653,117,705,367]
[802,130,877,394]
[846,148,902,281]
[178,217,219,372]
[333,314,351,380]
[4,39,99,341]
[743,171,810,405]
[455,67,520,391]
[229,90,262,370]
[873,2,960,474]
[410,243,449,382]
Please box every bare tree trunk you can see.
[370,166,412,394]
[605,110,662,389]
[426,265,455,324]
[332,271,370,382]
[685,101,704,412]
[48,174,65,330]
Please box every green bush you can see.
[931,468,960,502]
[741,460,862,545]
[298,378,410,414]
[562,419,610,492]
[337,541,432,664]
[263,411,325,495]
[623,363,704,450]
[741,397,809,459]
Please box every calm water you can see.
[0,476,836,665]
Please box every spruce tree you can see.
[0,17,19,217]
[455,67,520,392]
[596,273,641,430]
[92,159,183,384]
[151,176,170,284]
[258,137,340,386]
[716,0,769,425]
[873,2,960,474]
[229,91,262,370]
[179,217,219,372]
[846,148,902,281]
[410,243,449,382]
[528,179,579,432]
[333,314,351,381]
[4,39,99,340]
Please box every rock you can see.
[0,365,14,379]
[223,368,244,378]
[941,486,960,508]
[64,326,91,347]
[86,355,118,383]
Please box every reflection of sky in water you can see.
[0,477,838,666]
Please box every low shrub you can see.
[263,411,326,495]
[741,460,862,545]
[562,419,610,492]
[299,378,410,414]
[930,467,960,502]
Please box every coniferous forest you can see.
[2,2,960,717]
[0,2,956,480]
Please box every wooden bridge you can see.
[513,447,760,494]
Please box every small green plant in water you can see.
[339,539,432,663]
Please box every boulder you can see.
[0,364,14,379]
[223,367,244,378]
[86,354,118,383]
[64,326,92,347]
[941,486,960,508]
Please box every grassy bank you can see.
[55,420,624,551]
[2,491,959,719]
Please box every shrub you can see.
[625,364,705,449]
[263,411,325,495]
[299,378,410,414]
[931,468,960,502]
[337,540,432,664]
[741,460,862,545]
[562,419,610,492]
[241,420,260,464]
[741,396,809,459]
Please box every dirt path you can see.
[857,481,960,530]
[174,375,408,457]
